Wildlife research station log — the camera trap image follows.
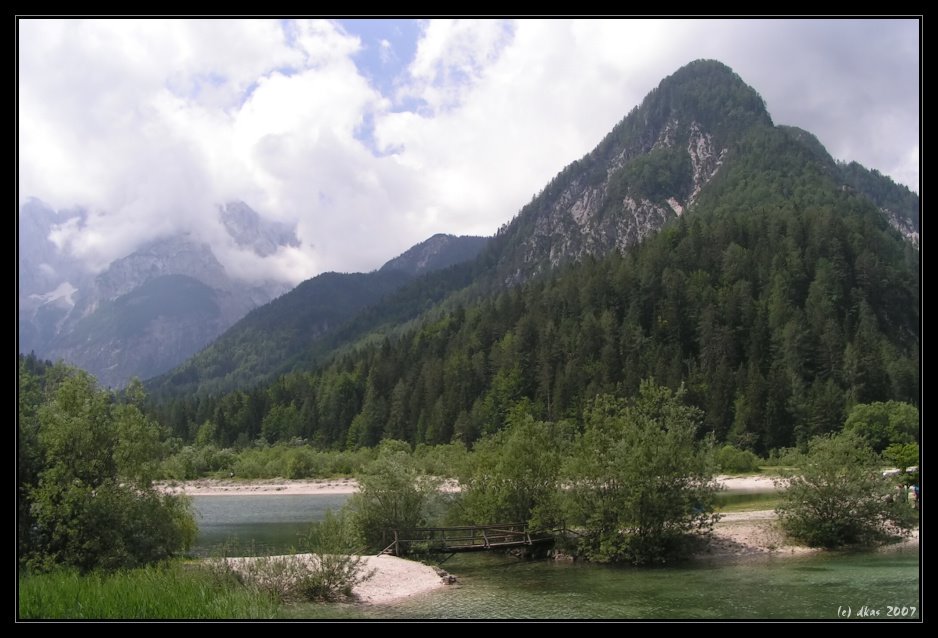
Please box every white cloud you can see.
[403,19,514,111]
[379,39,393,64]
[18,18,920,287]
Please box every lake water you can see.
[192,494,350,556]
[192,493,920,620]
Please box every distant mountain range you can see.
[18,197,489,389]
[18,201,296,387]
[150,233,489,396]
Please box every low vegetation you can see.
[714,444,762,474]
[18,564,278,620]
[775,431,917,548]
[212,511,373,603]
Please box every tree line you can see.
[150,189,918,455]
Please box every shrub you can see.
[214,512,373,603]
[775,431,917,548]
[883,442,919,486]
[347,445,440,551]
[296,511,374,601]
[285,448,318,479]
[715,444,761,473]
[457,408,570,529]
[564,382,720,565]
[843,401,919,453]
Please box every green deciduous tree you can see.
[564,381,720,564]
[457,406,571,530]
[775,431,916,548]
[346,441,440,551]
[883,442,920,487]
[23,367,196,572]
[843,401,919,453]
[714,444,761,473]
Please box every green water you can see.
[193,493,920,620]
[329,550,920,620]
[191,494,350,556]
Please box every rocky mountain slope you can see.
[18,201,295,387]
[150,61,918,451]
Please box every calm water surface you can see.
[192,493,350,556]
[355,550,920,620]
[193,493,920,619]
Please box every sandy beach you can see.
[704,509,818,559]
[158,477,362,496]
[717,475,782,492]
[223,553,448,605]
[701,509,919,561]
[159,474,781,497]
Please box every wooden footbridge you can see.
[380,523,554,558]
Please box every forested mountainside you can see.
[145,61,918,454]
[148,234,489,398]
[150,125,918,454]
[150,61,771,397]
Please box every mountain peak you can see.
[486,59,776,285]
[380,234,489,276]
[220,201,300,257]
[646,59,772,136]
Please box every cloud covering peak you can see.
[19,18,919,285]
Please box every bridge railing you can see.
[381,523,549,556]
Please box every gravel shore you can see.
[160,474,780,497]
[223,553,447,605]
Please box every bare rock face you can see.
[882,208,920,247]
[220,201,300,257]
[496,118,730,286]
[488,60,773,287]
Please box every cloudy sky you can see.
[18,18,920,285]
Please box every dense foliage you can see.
[775,431,917,548]
[562,383,719,564]
[151,173,918,454]
[346,442,442,551]
[714,444,762,474]
[842,401,919,453]
[456,407,571,530]
[839,161,920,230]
[18,356,196,572]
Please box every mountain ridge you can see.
[145,59,919,454]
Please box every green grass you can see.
[18,563,279,620]
[714,490,783,513]
[716,496,783,513]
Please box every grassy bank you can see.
[18,563,278,620]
